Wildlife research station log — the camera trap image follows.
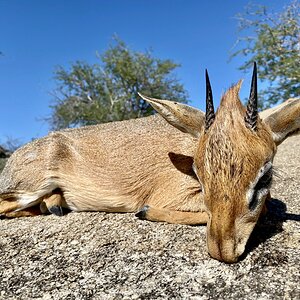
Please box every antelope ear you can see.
[260,98,300,145]
[139,93,205,138]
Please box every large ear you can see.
[260,98,300,145]
[138,93,205,137]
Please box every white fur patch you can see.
[272,132,286,144]
[17,195,43,209]
[246,161,272,205]
[16,182,58,211]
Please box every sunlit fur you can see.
[0,81,299,263]
[0,115,202,214]
[194,84,276,262]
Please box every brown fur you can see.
[0,114,202,214]
[0,83,299,263]
[195,85,276,262]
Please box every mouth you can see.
[208,250,240,263]
[207,236,247,263]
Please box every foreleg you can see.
[136,205,208,225]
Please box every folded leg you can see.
[40,190,66,216]
[136,205,208,225]
[3,206,43,218]
[0,188,66,218]
[0,197,43,218]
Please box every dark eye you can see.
[249,166,273,211]
[254,167,273,190]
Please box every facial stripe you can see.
[246,161,273,210]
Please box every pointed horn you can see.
[245,62,258,131]
[205,69,215,131]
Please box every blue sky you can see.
[0,0,290,144]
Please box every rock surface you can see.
[0,135,299,300]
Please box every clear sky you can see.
[0,0,290,144]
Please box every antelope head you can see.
[195,63,275,263]
[139,63,300,263]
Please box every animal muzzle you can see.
[209,241,239,263]
[206,230,248,263]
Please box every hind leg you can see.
[0,197,43,218]
[3,206,43,218]
[0,189,67,218]
[0,198,23,214]
[40,189,67,216]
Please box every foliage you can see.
[0,158,7,173]
[50,38,188,129]
[2,136,21,152]
[0,137,21,173]
[231,1,300,108]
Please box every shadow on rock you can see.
[240,198,300,261]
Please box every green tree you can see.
[50,38,188,129]
[231,1,300,108]
[0,137,22,173]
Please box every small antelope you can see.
[0,63,299,263]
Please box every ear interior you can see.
[168,152,195,178]
[261,98,300,145]
[139,93,205,137]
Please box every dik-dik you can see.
[0,63,299,263]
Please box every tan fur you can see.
[195,85,276,262]
[0,84,299,263]
[0,112,203,215]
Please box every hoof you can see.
[135,205,150,220]
[48,205,64,217]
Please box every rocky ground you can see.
[0,135,299,300]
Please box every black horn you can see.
[205,69,215,131]
[245,62,258,130]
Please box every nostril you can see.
[207,233,241,263]
[208,239,241,263]
[207,242,222,262]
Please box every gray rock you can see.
[0,136,299,300]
